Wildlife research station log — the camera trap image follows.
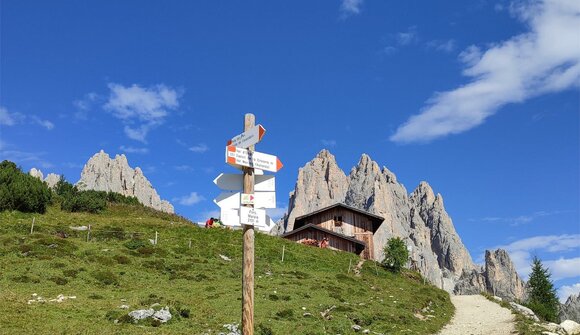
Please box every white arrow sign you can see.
[213,191,240,209]
[213,173,275,192]
[227,124,266,149]
[240,207,266,226]
[226,146,283,173]
[220,208,274,231]
[214,191,276,209]
[220,208,241,227]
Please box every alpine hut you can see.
[282,203,384,259]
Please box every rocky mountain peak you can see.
[484,249,527,301]
[29,168,60,189]
[284,150,348,231]
[77,150,174,213]
[560,294,580,323]
[410,181,437,208]
[282,151,525,300]
[381,166,397,184]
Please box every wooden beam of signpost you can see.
[242,113,255,335]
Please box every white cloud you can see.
[558,283,580,302]
[397,26,418,46]
[174,192,205,206]
[340,0,363,16]
[73,92,99,120]
[383,26,419,55]
[321,139,337,147]
[475,210,570,226]
[0,106,17,126]
[494,234,580,280]
[104,83,182,142]
[0,106,52,129]
[545,258,580,280]
[30,116,54,130]
[391,0,580,143]
[426,39,456,53]
[189,143,209,153]
[119,145,149,154]
[174,165,193,171]
[0,150,53,168]
[124,125,150,142]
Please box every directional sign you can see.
[220,208,274,231]
[213,191,240,209]
[241,193,254,205]
[227,124,266,149]
[240,207,266,226]
[221,208,241,227]
[226,146,283,173]
[214,173,275,192]
[214,191,276,209]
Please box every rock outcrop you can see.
[29,168,60,189]
[282,150,526,300]
[285,149,348,231]
[561,294,580,323]
[484,249,527,301]
[76,150,174,213]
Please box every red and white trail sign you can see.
[226,146,283,173]
[227,124,266,149]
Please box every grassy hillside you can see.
[0,204,453,335]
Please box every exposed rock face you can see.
[29,168,43,180]
[282,150,526,299]
[484,249,527,301]
[285,150,348,231]
[29,169,60,189]
[44,173,60,189]
[561,294,580,323]
[77,150,174,213]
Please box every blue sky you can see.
[1,0,578,300]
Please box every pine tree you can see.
[526,256,560,322]
[382,237,409,273]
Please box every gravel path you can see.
[437,295,515,335]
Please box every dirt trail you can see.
[437,295,515,335]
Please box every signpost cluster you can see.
[215,114,283,335]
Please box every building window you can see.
[333,215,343,227]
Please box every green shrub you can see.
[50,276,68,285]
[56,175,141,213]
[382,237,409,273]
[61,190,106,213]
[124,239,147,250]
[0,160,52,213]
[92,270,119,286]
[257,324,274,335]
[113,255,131,264]
[106,192,140,206]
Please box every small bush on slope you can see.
[0,160,52,213]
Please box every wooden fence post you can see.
[87,225,91,242]
[30,217,35,234]
[281,245,285,263]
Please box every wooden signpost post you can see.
[241,114,256,335]
[218,114,282,334]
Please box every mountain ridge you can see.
[282,149,527,300]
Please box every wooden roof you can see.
[281,223,366,247]
[293,203,384,232]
